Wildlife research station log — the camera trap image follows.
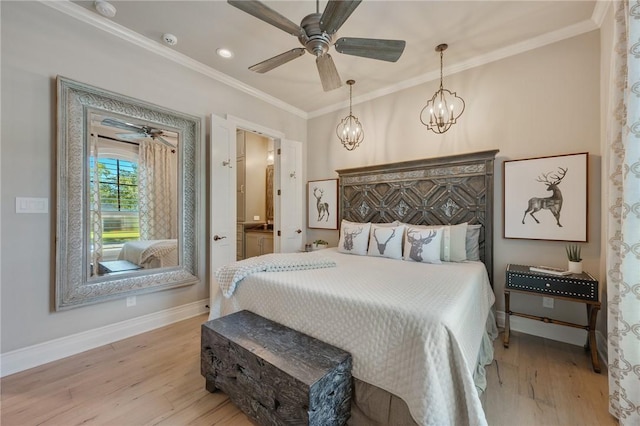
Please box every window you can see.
[90,155,140,247]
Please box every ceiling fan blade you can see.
[116,132,146,140]
[249,48,306,73]
[320,0,362,34]
[102,118,143,133]
[227,0,304,37]
[335,37,406,62]
[316,54,342,92]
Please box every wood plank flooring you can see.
[1,314,617,425]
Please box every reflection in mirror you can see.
[56,76,200,310]
[89,113,179,278]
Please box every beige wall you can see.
[308,31,601,325]
[0,2,306,353]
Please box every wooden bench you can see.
[201,310,352,425]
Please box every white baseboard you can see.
[0,299,209,377]
[496,310,608,366]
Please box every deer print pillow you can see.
[403,226,443,264]
[367,223,405,259]
[338,220,371,256]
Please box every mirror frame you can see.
[56,76,201,310]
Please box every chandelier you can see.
[336,80,364,151]
[420,44,465,134]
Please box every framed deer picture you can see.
[503,152,588,241]
[308,179,338,230]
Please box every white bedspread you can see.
[215,253,337,297]
[118,239,177,267]
[212,248,495,426]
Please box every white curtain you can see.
[90,134,103,276]
[606,1,640,424]
[138,140,177,240]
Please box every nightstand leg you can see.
[503,291,511,348]
[585,304,601,373]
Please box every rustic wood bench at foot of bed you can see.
[201,310,352,426]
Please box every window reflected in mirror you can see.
[89,113,179,278]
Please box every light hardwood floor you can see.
[1,314,617,426]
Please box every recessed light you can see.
[94,0,116,18]
[216,48,234,59]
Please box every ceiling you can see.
[72,1,599,116]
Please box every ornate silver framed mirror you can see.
[56,76,201,310]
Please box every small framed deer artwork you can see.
[307,179,338,230]
[504,152,588,242]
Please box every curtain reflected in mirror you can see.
[88,113,179,278]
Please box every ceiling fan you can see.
[101,118,175,148]
[228,0,406,91]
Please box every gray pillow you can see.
[466,224,482,261]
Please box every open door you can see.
[209,114,236,318]
[275,139,303,253]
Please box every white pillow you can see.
[466,224,482,261]
[338,220,371,256]
[403,226,443,264]
[399,222,467,262]
[367,223,405,259]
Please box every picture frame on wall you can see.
[308,179,338,230]
[503,152,588,242]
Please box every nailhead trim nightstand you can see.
[504,264,601,373]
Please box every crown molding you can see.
[39,0,308,120]
[309,18,599,118]
[591,0,611,28]
[40,1,601,121]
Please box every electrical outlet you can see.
[253,215,260,221]
[542,297,554,309]
[126,296,136,307]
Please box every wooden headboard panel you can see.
[336,150,499,284]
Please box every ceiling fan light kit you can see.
[420,44,465,134]
[94,0,116,18]
[228,0,406,92]
[336,80,364,151]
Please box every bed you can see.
[117,239,178,269]
[210,150,499,426]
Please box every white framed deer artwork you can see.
[307,179,338,230]
[503,152,588,241]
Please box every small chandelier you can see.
[336,80,364,151]
[420,44,465,134]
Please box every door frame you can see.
[226,115,304,253]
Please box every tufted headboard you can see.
[336,150,499,285]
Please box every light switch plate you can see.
[16,197,48,213]
[543,297,554,309]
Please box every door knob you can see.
[295,229,302,234]
[213,235,227,241]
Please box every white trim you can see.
[0,299,209,377]
[39,0,307,120]
[596,330,608,365]
[41,0,601,120]
[497,309,587,347]
[496,310,607,366]
[226,115,285,139]
[591,0,612,28]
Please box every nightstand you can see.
[504,264,601,373]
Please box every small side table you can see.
[504,264,601,373]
